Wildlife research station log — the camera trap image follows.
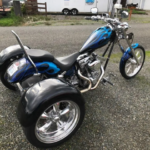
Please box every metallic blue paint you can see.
[80,26,112,53]
[121,43,139,62]
[7,58,60,83]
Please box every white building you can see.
[127,0,150,10]
[38,0,118,14]
[38,0,150,15]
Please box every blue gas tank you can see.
[80,26,112,54]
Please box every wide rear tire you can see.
[23,95,85,148]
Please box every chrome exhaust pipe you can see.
[78,70,92,93]
[91,65,104,90]
[78,65,105,93]
[16,83,24,95]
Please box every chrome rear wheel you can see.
[23,96,85,148]
[35,100,80,143]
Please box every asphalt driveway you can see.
[0,24,150,150]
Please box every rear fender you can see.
[121,43,139,61]
[17,78,84,127]
[0,45,29,71]
[6,58,60,83]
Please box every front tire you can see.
[120,45,145,79]
[23,96,85,148]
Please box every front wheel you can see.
[23,96,85,148]
[120,46,145,79]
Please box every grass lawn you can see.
[132,9,147,15]
[0,14,23,26]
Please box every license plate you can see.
[7,64,18,76]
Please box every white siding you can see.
[38,0,109,13]
[142,0,150,10]
[97,0,109,12]
[38,0,150,13]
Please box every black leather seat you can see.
[27,49,54,62]
[54,52,79,71]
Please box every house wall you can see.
[142,0,150,10]
[126,0,150,10]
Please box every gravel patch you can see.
[0,59,150,150]
[0,24,150,150]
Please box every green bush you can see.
[21,3,26,15]
[0,9,24,26]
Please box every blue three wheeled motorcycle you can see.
[0,7,145,149]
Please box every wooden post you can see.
[13,1,22,16]
[45,2,47,17]
[128,6,136,21]
[0,0,4,11]
[0,0,2,7]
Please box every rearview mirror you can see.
[91,8,98,14]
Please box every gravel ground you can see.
[0,24,150,150]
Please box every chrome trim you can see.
[11,30,39,73]
[35,100,80,144]
[78,70,92,93]
[122,29,140,65]
[91,66,104,90]
[78,65,105,93]
[16,83,24,95]
[77,53,88,61]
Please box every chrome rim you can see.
[125,48,144,77]
[35,100,80,144]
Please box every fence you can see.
[25,1,47,16]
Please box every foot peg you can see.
[102,73,116,86]
[102,77,114,86]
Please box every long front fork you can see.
[122,29,140,65]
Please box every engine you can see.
[77,52,101,87]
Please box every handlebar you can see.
[85,15,129,31]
